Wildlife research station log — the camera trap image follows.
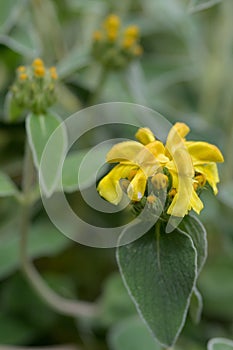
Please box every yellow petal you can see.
[106,141,144,163]
[188,188,204,214]
[133,141,168,176]
[135,127,155,145]
[97,164,135,204]
[185,141,224,164]
[127,169,147,201]
[173,122,190,138]
[166,147,194,217]
[145,141,169,164]
[166,123,188,156]
[194,163,220,194]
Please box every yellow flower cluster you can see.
[12,58,58,114]
[17,58,58,81]
[98,123,224,218]
[92,14,143,69]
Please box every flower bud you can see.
[8,58,58,117]
[151,173,168,190]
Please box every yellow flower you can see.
[98,122,224,218]
[19,73,28,81]
[104,14,120,31]
[98,137,169,204]
[17,66,26,73]
[107,28,118,42]
[32,58,44,67]
[34,65,45,78]
[124,25,139,39]
[122,37,135,49]
[49,66,58,80]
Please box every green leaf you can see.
[0,220,70,280]
[188,0,222,13]
[0,313,35,345]
[0,0,24,33]
[189,287,203,324]
[0,171,17,197]
[109,316,161,350]
[4,91,25,123]
[26,113,67,196]
[57,46,91,79]
[179,215,207,275]
[61,145,109,193]
[208,338,233,350]
[96,273,136,328]
[117,223,197,347]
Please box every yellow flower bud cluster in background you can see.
[92,14,143,69]
[12,58,58,115]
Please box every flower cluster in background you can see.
[92,14,143,69]
[11,58,58,115]
[98,123,224,219]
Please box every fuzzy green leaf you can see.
[179,215,207,275]
[208,338,233,350]
[117,223,197,347]
[26,113,67,196]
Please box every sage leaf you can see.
[117,223,197,347]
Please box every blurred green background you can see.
[0,0,233,349]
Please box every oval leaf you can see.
[117,224,197,347]
[26,113,67,196]
[208,338,233,350]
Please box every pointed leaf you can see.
[188,0,221,13]
[179,215,207,275]
[61,145,109,193]
[26,113,67,196]
[117,224,197,347]
[0,172,17,197]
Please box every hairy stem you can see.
[19,141,98,318]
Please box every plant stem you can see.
[87,67,109,106]
[19,141,98,318]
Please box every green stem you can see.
[87,67,109,106]
[19,141,97,318]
